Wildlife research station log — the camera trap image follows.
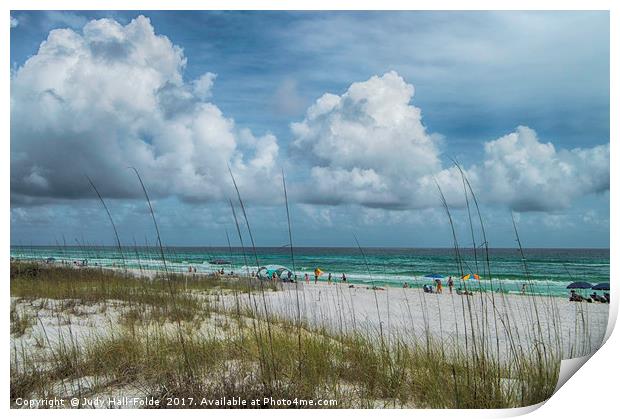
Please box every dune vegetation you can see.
[10,260,566,409]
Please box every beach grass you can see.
[10,301,34,337]
[22,168,613,409]
[10,261,561,409]
[9,167,582,409]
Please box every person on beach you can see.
[342,273,347,282]
[435,278,443,294]
[448,276,454,294]
[305,273,310,284]
[403,282,409,288]
[314,268,322,284]
[521,283,527,294]
[328,273,332,285]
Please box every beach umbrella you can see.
[425,273,444,279]
[592,283,610,291]
[566,281,592,289]
[461,274,480,280]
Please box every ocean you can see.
[10,246,609,297]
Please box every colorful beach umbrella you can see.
[314,268,324,277]
[462,274,480,280]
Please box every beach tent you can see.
[257,265,294,280]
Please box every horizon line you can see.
[10,244,611,251]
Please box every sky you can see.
[9,10,610,248]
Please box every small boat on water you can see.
[208,259,231,265]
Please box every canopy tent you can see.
[257,265,294,280]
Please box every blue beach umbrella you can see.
[592,283,610,291]
[566,281,592,289]
[425,273,444,279]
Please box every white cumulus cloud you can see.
[291,73,609,212]
[11,17,609,216]
[11,16,281,205]
[472,126,609,211]
[291,71,443,208]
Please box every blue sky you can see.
[10,11,610,248]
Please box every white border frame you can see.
[3,2,617,418]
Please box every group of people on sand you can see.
[418,276,456,294]
[210,268,235,276]
[569,289,610,304]
[415,276,475,296]
[271,271,295,282]
[301,271,347,285]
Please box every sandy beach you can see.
[9,263,610,408]
[214,280,609,359]
[14,266,610,361]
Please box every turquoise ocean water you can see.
[10,246,609,297]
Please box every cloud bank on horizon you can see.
[11,15,609,216]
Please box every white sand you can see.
[214,281,609,360]
[13,265,610,362]
[9,267,610,407]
